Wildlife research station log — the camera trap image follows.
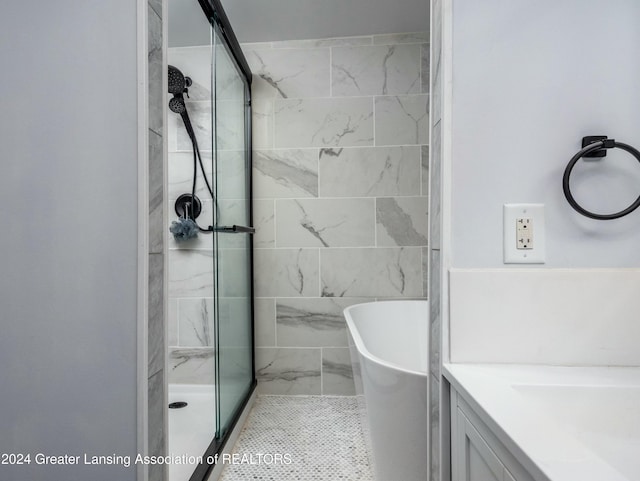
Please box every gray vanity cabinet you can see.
[451,390,535,481]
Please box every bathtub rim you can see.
[344,300,429,378]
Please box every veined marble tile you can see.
[254,248,319,297]
[168,111,180,153]
[168,47,212,102]
[218,297,252,348]
[332,44,421,96]
[429,249,441,377]
[168,249,214,297]
[148,253,164,377]
[216,198,250,236]
[177,298,214,347]
[218,245,252,298]
[214,44,246,102]
[373,32,429,45]
[255,298,276,347]
[275,198,375,248]
[168,298,178,346]
[271,36,372,49]
[169,347,215,384]
[148,7,163,137]
[422,247,429,299]
[216,98,246,152]
[147,369,164,481]
[240,42,266,52]
[322,348,355,395]
[247,48,330,99]
[318,146,420,197]
[376,197,428,247]
[276,298,365,347]
[430,121,442,250]
[216,150,247,201]
[148,0,162,19]
[252,99,274,150]
[274,98,374,148]
[168,151,213,201]
[421,44,430,94]
[253,199,275,248]
[429,375,441,481]
[321,247,422,298]
[174,101,212,152]
[375,95,429,146]
[421,145,430,197]
[256,347,321,395]
[149,130,163,255]
[431,0,443,126]
[253,149,319,198]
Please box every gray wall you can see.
[451,0,640,268]
[0,2,140,480]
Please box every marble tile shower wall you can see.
[147,1,165,479]
[167,46,216,386]
[428,1,444,480]
[245,32,430,395]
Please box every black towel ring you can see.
[563,137,640,220]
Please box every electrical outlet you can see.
[516,218,533,249]
[504,204,545,263]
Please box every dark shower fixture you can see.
[563,136,640,220]
[168,65,216,239]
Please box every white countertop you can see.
[443,363,640,481]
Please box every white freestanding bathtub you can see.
[344,300,429,481]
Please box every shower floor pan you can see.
[168,384,216,481]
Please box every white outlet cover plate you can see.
[503,203,545,264]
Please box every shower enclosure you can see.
[167,0,255,480]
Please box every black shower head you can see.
[168,65,184,94]
[169,96,186,114]
[168,65,192,95]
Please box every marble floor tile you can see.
[219,396,373,481]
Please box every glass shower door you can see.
[211,24,254,439]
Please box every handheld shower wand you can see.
[168,65,196,141]
[168,65,216,239]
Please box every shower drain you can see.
[169,401,188,409]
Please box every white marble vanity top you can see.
[444,364,640,481]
